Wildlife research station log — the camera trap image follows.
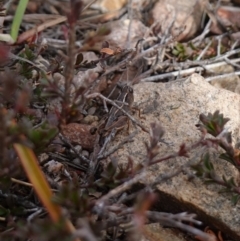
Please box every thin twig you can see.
[63,24,76,121]
[205,71,240,82]
[126,0,133,49]
[86,129,117,177]
[86,92,148,133]
[191,19,211,45]
[97,131,137,160]
[146,211,214,241]
[96,171,146,206]
[196,39,212,61]
[59,133,90,164]
[82,0,98,12]
[141,56,240,82]
[223,57,240,69]
[97,129,117,157]
[11,178,33,187]
[217,35,222,57]
[8,53,47,72]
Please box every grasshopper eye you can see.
[128,87,133,93]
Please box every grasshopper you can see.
[102,84,134,135]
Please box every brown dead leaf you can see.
[27,1,40,13]
[17,16,67,44]
[91,0,127,12]
[195,227,223,241]
[100,47,115,55]
[208,5,240,35]
[100,47,122,56]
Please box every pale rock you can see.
[143,223,188,241]
[208,64,240,94]
[104,19,148,49]
[109,74,240,240]
[151,0,205,41]
[44,160,63,175]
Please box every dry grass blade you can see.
[17,16,67,44]
[13,143,80,241]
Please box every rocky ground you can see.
[0,0,240,241]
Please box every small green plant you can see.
[193,111,240,204]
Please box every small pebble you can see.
[70,145,82,154]
[72,158,81,165]
[88,107,97,115]
[38,153,49,163]
[75,145,82,153]
[82,150,89,158]
[82,115,98,124]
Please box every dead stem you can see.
[86,92,148,133]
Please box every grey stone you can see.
[109,74,240,240]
